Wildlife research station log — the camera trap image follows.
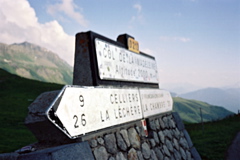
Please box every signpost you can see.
[140,89,173,118]
[46,86,172,139]
[26,31,173,140]
[95,38,158,83]
[73,31,159,88]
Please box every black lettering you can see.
[81,114,86,126]
[128,94,131,102]
[122,107,126,117]
[110,94,114,104]
[126,107,130,116]
[114,94,118,104]
[135,94,138,102]
[130,106,133,115]
[73,115,79,128]
[118,106,122,118]
[103,48,107,58]
[106,110,110,120]
[79,95,84,107]
[114,109,118,119]
[134,105,137,114]
[100,111,104,122]
[119,94,122,103]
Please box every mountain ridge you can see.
[0,41,73,84]
[179,87,240,113]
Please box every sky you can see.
[0,0,239,90]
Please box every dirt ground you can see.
[226,131,240,160]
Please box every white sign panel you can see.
[140,89,173,118]
[95,38,159,83]
[55,87,142,137]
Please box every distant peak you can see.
[13,41,35,46]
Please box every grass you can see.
[185,115,240,160]
[0,69,63,153]
[173,97,234,123]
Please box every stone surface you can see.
[128,148,138,160]
[149,138,156,148]
[120,129,130,147]
[25,91,74,143]
[2,112,201,160]
[174,149,182,160]
[128,128,140,149]
[93,146,109,160]
[97,137,104,145]
[150,149,158,160]
[116,152,126,160]
[141,142,151,159]
[172,112,185,131]
[166,139,174,153]
[154,147,164,160]
[183,129,193,148]
[155,119,160,130]
[116,132,128,151]
[104,134,117,154]
[163,116,169,128]
[18,142,94,160]
[158,131,165,144]
[163,145,171,157]
[0,152,18,160]
[135,126,146,138]
[173,128,181,140]
[190,147,202,160]
[159,117,166,129]
[180,137,189,150]
[109,156,115,160]
[89,139,98,148]
[180,147,187,160]
[153,131,160,144]
[186,150,192,160]
[164,156,170,160]
[173,138,180,150]
[149,120,156,130]
[165,129,173,140]
[137,151,144,160]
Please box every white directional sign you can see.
[140,89,173,118]
[54,86,142,137]
[47,86,173,138]
[95,38,159,83]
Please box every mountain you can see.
[0,42,73,84]
[161,82,202,94]
[179,87,240,113]
[173,97,234,123]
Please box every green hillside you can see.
[0,42,73,84]
[0,68,63,153]
[173,97,233,123]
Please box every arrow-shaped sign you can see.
[46,85,172,139]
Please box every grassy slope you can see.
[186,115,240,160]
[0,69,63,153]
[173,97,233,123]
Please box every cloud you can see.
[160,36,191,43]
[0,0,75,66]
[129,3,144,27]
[133,4,142,13]
[47,0,88,27]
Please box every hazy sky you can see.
[0,0,239,88]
